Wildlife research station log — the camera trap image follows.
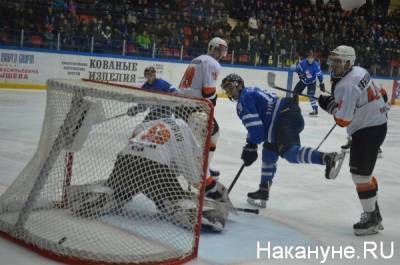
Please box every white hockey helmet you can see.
[328,45,356,78]
[208,37,228,59]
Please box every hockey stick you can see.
[235,207,259,214]
[224,165,259,214]
[226,164,259,214]
[104,112,128,122]
[267,71,337,149]
[316,123,337,150]
[267,72,318,100]
[228,164,245,194]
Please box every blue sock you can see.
[260,147,279,186]
[283,145,323,164]
[261,162,277,185]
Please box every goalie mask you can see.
[221,73,244,101]
[328,45,356,79]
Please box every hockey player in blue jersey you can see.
[142,66,177,93]
[127,66,177,120]
[221,73,338,208]
[294,51,325,116]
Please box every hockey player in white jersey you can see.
[71,115,231,232]
[179,37,228,179]
[318,45,387,236]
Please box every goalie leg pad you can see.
[67,183,115,218]
[201,198,229,232]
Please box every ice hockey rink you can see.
[0,88,399,265]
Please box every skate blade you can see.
[247,198,266,208]
[328,151,346,180]
[341,148,350,153]
[354,225,381,236]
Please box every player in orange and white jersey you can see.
[179,37,228,180]
[318,45,387,236]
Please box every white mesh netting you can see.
[0,79,213,264]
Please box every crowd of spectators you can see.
[0,0,399,76]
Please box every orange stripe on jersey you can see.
[379,88,387,97]
[334,117,351,127]
[202,87,216,96]
[356,177,377,192]
[367,87,376,102]
[205,176,216,186]
[179,66,195,89]
[379,87,388,102]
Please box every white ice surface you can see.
[0,89,399,265]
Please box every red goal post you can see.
[0,78,214,265]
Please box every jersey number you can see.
[179,66,195,89]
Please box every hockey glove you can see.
[318,95,337,114]
[319,83,326,92]
[298,72,306,80]
[241,143,258,166]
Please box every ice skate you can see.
[323,151,346,179]
[375,202,384,230]
[209,168,220,178]
[341,138,352,151]
[377,147,383,158]
[247,181,272,208]
[353,202,384,236]
[309,109,318,117]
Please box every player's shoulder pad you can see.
[244,86,258,93]
[158,78,171,87]
[300,59,308,65]
[239,87,259,105]
[239,87,253,99]
[204,54,220,67]
[313,60,321,67]
[349,66,371,90]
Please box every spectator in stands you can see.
[136,30,151,50]
[0,0,399,75]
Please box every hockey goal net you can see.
[0,79,214,264]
